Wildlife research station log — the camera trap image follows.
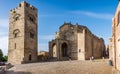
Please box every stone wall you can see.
[8,2,25,64]
[84,29,92,60]
[111,2,120,71]
[77,30,85,60]
[84,28,105,60]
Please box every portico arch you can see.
[52,43,57,57]
[61,43,68,57]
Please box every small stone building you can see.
[38,51,49,61]
[49,23,105,60]
[8,1,38,64]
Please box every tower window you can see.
[28,14,35,23]
[15,16,19,21]
[13,14,20,21]
[30,32,34,39]
[118,11,120,25]
[14,33,18,38]
[13,29,20,38]
[29,17,34,22]
[79,49,81,53]
[15,43,16,49]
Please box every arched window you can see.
[29,17,34,22]
[52,43,57,57]
[118,11,120,24]
[15,17,19,21]
[28,14,35,23]
[13,29,20,38]
[30,32,34,39]
[13,14,20,21]
[29,29,35,39]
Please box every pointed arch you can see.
[29,29,35,39]
[52,43,57,57]
[61,43,68,57]
[13,29,20,38]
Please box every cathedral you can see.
[8,1,38,64]
[49,23,105,60]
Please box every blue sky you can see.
[0,0,118,55]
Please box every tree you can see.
[0,49,8,62]
[0,49,3,61]
[2,56,8,62]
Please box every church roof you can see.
[59,22,103,40]
[59,22,91,34]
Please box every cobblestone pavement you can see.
[5,59,113,74]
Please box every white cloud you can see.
[0,19,9,28]
[70,10,113,20]
[0,36,8,55]
[38,35,55,52]
[0,19,9,55]
[38,43,49,52]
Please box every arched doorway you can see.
[61,43,68,57]
[52,44,57,57]
[29,54,32,61]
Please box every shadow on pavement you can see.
[4,70,32,74]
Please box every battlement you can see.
[21,1,37,10]
[10,1,37,12]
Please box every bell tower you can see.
[8,1,38,64]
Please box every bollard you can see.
[108,60,113,66]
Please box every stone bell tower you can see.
[8,1,38,64]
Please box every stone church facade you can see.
[49,23,105,60]
[109,1,120,71]
[8,1,38,64]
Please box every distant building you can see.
[110,1,120,71]
[105,45,109,58]
[49,23,105,60]
[8,1,38,64]
[38,51,49,61]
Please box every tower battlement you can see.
[10,1,37,13]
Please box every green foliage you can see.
[0,49,3,61]
[0,49,8,62]
[2,56,8,62]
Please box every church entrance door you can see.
[61,43,68,57]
